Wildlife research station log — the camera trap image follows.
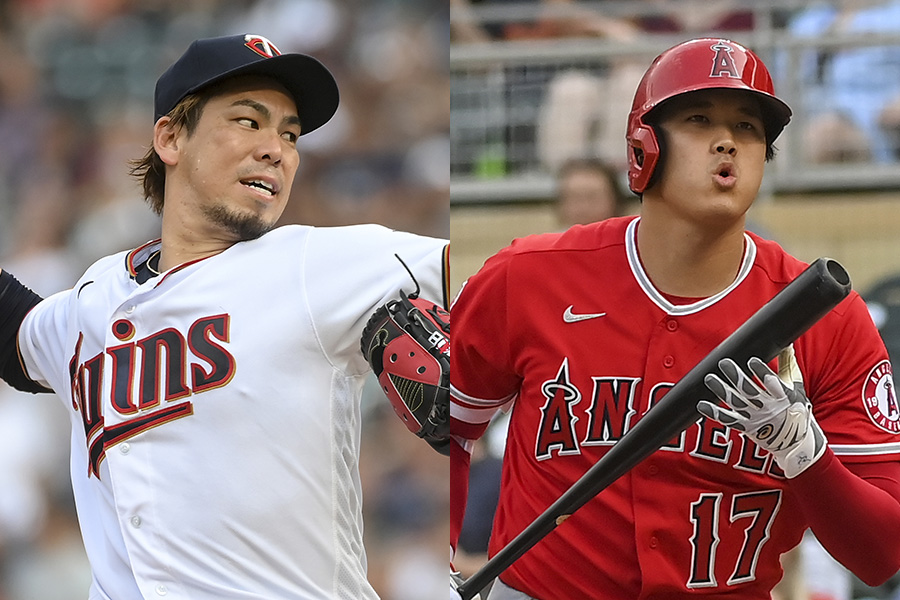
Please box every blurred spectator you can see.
[878,94,900,160]
[802,111,873,164]
[453,0,644,175]
[0,178,87,600]
[359,386,448,600]
[783,0,900,163]
[636,0,756,34]
[452,0,641,42]
[554,157,630,228]
[451,0,492,43]
[536,63,645,172]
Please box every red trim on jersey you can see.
[125,240,216,284]
[125,239,162,278]
[450,385,512,440]
[156,256,211,286]
[791,449,900,585]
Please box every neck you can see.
[157,207,238,272]
[635,210,747,299]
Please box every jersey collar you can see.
[126,239,163,280]
[625,217,756,316]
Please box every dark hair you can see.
[128,91,213,215]
[556,157,628,216]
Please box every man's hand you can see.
[698,346,827,478]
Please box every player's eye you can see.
[736,121,756,131]
[687,113,710,124]
[237,117,259,129]
[282,130,299,143]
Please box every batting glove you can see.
[698,346,827,479]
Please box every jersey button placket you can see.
[664,319,678,370]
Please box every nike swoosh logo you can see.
[563,305,606,323]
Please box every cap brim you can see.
[184,53,339,137]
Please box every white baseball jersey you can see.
[17,223,447,600]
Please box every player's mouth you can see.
[712,162,737,188]
[240,177,279,198]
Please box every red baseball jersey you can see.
[451,216,900,599]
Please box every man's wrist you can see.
[777,417,828,479]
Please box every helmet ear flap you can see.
[627,122,660,194]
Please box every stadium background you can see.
[0,1,448,599]
[451,1,900,599]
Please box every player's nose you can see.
[714,139,737,155]
[255,129,284,165]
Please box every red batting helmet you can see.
[626,38,792,194]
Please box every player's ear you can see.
[153,116,182,167]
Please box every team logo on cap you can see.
[244,34,282,58]
[862,359,900,433]
[709,41,739,78]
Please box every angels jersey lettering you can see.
[451,216,900,600]
[19,224,446,600]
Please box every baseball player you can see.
[451,38,900,599]
[0,34,448,599]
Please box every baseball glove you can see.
[361,290,450,455]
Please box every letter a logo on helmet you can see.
[710,41,739,78]
[626,38,792,194]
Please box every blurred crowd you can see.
[450,0,900,182]
[0,1,448,599]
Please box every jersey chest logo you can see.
[534,358,784,477]
[69,314,236,478]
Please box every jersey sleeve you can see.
[304,224,448,375]
[18,289,74,393]
[451,246,522,442]
[800,292,900,463]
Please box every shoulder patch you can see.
[862,360,900,434]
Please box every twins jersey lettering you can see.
[451,216,900,599]
[18,224,446,600]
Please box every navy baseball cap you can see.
[154,34,339,136]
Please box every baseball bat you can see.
[456,257,851,600]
